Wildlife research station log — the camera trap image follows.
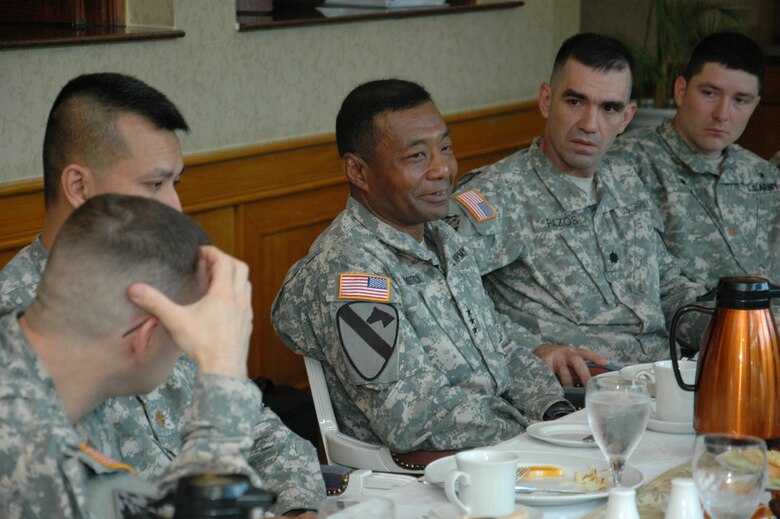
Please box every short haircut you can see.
[335,79,433,160]
[32,194,210,339]
[682,31,765,89]
[42,73,190,208]
[551,32,635,83]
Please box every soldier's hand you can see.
[128,245,252,378]
[533,344,608,387]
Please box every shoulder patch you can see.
[79,444,136,473]
[454,189,496,223]
[337,302,398,381]
[338,273,391,302]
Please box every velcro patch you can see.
[454,189,496,223]
[337,302,398,381]
[79,444,136,473]
[338,273,390,302]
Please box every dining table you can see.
[373,407,697,519]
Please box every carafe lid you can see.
[716,276,780,309]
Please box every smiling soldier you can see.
[272,79,571,458]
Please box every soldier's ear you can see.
[128,318,161,366]
[619,101,638,134]
[673,76,687,108]
[61,164,93,209]
[344,153,369,191]
[538,82,552,119]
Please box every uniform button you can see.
[155,410,166,426]
[609,252,619,263]
[728,226,737,237]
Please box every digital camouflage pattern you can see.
[449,138,707,365]
[772,150,780,168]
[0,238,325,514]
[614,119,780,289]
[0,236,47,316]
[0,312,262,519]
[272,197,568,453]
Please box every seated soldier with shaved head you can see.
[0,194,260,517]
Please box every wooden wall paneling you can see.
[738,64,780,159]
[190,207,235,255]
[241,183,349,385]
[0,1,86,25]
[0,180,45,256]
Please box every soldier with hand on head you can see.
[272,79,572,458]
[0,194,265,518]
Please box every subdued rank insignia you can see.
[337,302,398,381]
[454,189,496,223]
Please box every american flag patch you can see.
[339,274,391,302]
[79,444,136,473]
[454,189,496,222]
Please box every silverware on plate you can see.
[514,485,587,494]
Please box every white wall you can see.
[0,0,580,183]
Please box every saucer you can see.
[526,422,599,448]
[646,414,694,434]
[428,502,541,519]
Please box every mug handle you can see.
[444,470,471,515]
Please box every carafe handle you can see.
[669,303,713,391]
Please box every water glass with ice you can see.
[586,376,651,487]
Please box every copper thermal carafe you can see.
[669,276,780,442]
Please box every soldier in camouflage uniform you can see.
[449,34,707,386]
[0,195,263,518]
[0,73,323,516]
[272,80,571,454]
[614,32,780,289]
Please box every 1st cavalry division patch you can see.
[337,302,398,381]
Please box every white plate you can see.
[428,502,541,519]
[423,451,643,506]
[646,412,694,434]
[526,422,599,448]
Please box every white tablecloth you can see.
[380,409,696,519]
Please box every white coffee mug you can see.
[444,450,518,517]
[654,360,697,423]
[619,362,656,397]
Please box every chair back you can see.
[303,357,419,474]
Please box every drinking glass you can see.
[586,376,651,487]
[692,433,767,519]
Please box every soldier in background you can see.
[615,32,780,289]
[449,33,706,386]
[0,195,262,517]
[0,73,323,516]
[272,79,571,456]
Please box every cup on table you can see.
[444,449,519,517]
[654,360,696,423]
[619,363,656,397]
